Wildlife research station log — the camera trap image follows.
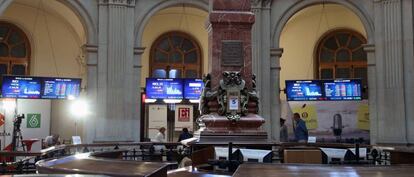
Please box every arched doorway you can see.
[0,0,93,146]
[275,3,372,143]
[139,5,208,142]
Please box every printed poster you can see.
[27,113,41,128]
[357,104,369,130]
[175,105,194,131]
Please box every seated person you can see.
[178,128,193,142]
[152,127,166,151]
[153,127,166,143]
[43,134,60,148]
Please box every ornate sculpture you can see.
[200,71,259,121]
[199,74,217,115]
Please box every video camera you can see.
[13,114,25,128]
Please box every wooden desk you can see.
[36,153,171,177]
[233,164,414,177]
[167,167,231,177]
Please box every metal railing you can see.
[0,142,396,174]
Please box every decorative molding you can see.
[364,44,376,67]
[83,44,98,53]
[362,44,375,53]
[133,47,146,55]
[133,47,145,68]
[251,0,272,8]
[251,0,262,7]
[262,0,272,7]
[99,0,135,7]
[270,48,283,57]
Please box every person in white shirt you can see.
[153,127,166,142]
[152,127,166,152]
[43,134,60,148]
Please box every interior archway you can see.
[0,0,90,148]
[278,4,370,143]
[141,6,208,86]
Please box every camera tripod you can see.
[11,114,26,152]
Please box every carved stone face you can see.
[223,71,242,86]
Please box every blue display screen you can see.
[285,79,362,101]
[285,80,324,101]
[1,76,82,99]
[184,79,204,100]
[2,76,42,99]
[146,78,183,99]
[41,78,81,99]
[324,79,362,100]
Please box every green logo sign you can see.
[27,114,41,128]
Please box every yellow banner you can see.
[357,104,369,130]
[292,105,318,129]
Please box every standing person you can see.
[153,127,166,142]
[43,134,60,148]
[280,118,288,142]
[293,113,308,143]
[178,128,193,142]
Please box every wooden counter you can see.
[233,164,414,177]
[36,153,171,177]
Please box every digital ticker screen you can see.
[285,80,324,101]
[184,79,204,100]
[1,76,42,99]
[285,79,362,101]
[41,78,81,99]
[324,79,362,100]
[1,75,81,99]
[146,78,183,99]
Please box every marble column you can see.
[83,44,98,143]
[401,0,414,144]
[251,0,273,140]
[363,44,377,145]
[93,0,138,142]
[133,47,145,141]
[374,0,407,144]
[270,48,283,141]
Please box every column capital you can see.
[99,0,136,7]
[270,48,283,57]
[133,47,146,55]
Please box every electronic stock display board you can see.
[285,79,362,101]
[146,78,183,99]
[183,79,204,100]
[2,75,81,99]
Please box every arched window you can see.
[150,32,202,78]
[316,29,367,98]
[0,22,30,76]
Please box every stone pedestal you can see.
[198,114,267,142]
[197,0,267,143]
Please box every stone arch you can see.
[271,0,374,48]
[56,0,97,44]
[134,0,208,47]
[0,0,96,44]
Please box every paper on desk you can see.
[320,148,347,159]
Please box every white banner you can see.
[0,99,51,151]
[148,105,168,141]
[174,105,193,131]
[281,100,369,142]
